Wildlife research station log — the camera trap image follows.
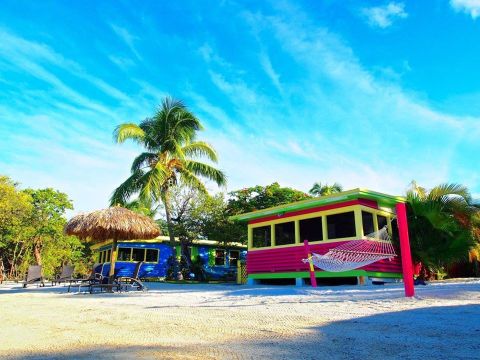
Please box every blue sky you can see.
[1,0,479,213]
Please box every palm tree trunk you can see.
[162,192,181,280]
[162,192,176,247]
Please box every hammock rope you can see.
[302,225,396,272]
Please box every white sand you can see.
[1,280,479,359]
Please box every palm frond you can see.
[138,162,170,202]
[185,160,227,186]
[182,141,218,162]
[114,123,145,144]
[110,170,145,205]
[179,169,208,194]
[131,152,158,172]
[428,183,471,203]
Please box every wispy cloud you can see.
[450,0,480,19]
[259,51,283,95]
[0,28,131,109]
[109,55,136,69]
[194,3,479,197]
[110,24,142,60]
[362,2,408,28]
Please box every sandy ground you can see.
[1,280,480,360]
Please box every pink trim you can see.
[396,203,415,297]
[248,199,378,225]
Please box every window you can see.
[377,215,388,230]
[117,247,131,261]
[146,249,159,262]
[229,250,239,267]
[132,248,145,262]
[98,251,103,263]
[252,226,271,248]
[106,249,111,262]
[215,249,225,265]
[300,217,323,242]
[275,221,295,246]
[327,211,356,239]
[362,211,374,236]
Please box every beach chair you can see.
[68,263,104,293]
[116,261,147,291]
[21,265,45,288]
[52,265,76,286]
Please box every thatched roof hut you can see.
[65,207,160,284]
[65,207,160,242]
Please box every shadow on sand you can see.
[4,304,480,360]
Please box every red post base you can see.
[304,240,317,288]
[396,202,415,297]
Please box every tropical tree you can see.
[0,177,91,279]
[309,182,343,197]
[110,97,227,253]
[168,185,246,246]
[406,182,479,279]
[227,182,311,215]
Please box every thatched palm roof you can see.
[65,207,161,242]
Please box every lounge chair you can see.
[52,265,76,286]
[116,261,147,291]
[68,263,104,293]
[21,265,45,288]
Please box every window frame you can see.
[145,248,159,263]
[251,224,272,249]
[229,250,240,267]
[299,216,324,243]
[274,221,296,246]
[214,249,226,266]
[326,211,357,240]
[361,211,375,237]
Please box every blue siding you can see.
[96,242,246,279]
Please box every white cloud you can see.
[195,4,479,199]
[0,28,131,109]
[259,52,283,95]
[450,0,480,19]
[110,24,142,60]
[362,2,408,28]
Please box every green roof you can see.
[229,188,405,222]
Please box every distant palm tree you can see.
[309,182,343,197]
[110,97,227,251]
[406,182,478,278]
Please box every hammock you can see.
[302,226,396,272]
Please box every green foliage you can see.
[0,176,32,245]
[168,186,246,245]
[309,182,343,197]
[406,182,479,277]
[124,197,159,218]
[0,176,93,280]
[227,182,311,214]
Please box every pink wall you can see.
[247,241,402,274]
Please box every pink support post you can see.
[304,240,317,288]
[395,202,415,297]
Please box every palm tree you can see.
[309,182,343,197]
[110,97,227,251]
[406,182,478,278]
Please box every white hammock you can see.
[302,226,396,272]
